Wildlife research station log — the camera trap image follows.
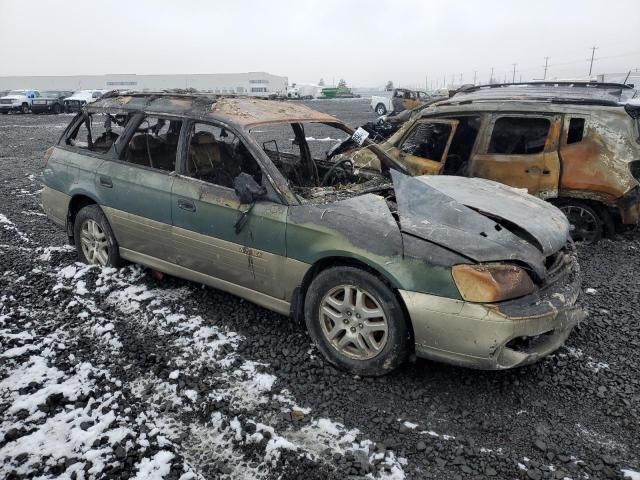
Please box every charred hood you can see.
[391,171,570,278]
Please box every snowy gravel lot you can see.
[1,101,639,480]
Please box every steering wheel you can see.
[320,158,354,186]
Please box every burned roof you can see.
[87,91,339,128]
[440,82,638,107]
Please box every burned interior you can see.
[247,121,395,203]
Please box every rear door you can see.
[469,114,561,198]
[171,120,289,299]
[95,114,183,261]
[394,119,459,175]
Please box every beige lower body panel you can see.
[120,247,301,316]
[399,290,580,370]
[41,186,71,228]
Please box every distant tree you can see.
[385,80,394,91]
[337,78,347,88]
[318,78,325,86]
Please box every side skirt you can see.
[119,247,291,316]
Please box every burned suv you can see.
[41,92,583,374]
[354,82,640,243]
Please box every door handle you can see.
[525,167,542,175]
[541,169,551,175]
[99,176,113,188]
[177,199,196,212]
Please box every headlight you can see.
[452,264,535,303]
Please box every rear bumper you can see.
[400,256,583,370]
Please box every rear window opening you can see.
[488,117,550,155]
[65,113,131,154]
[567,118,585,144]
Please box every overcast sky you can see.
[1,0,639,88]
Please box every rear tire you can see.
[556,200,604,243]
[21,103,29,114]
[73,205,122,267]
[304,266,409,376]
[52,103,61,114]
[375,103,387,115]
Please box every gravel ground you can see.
[1,102,639,480]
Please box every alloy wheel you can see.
[319,284,388,360]
[80,219,109,266]
[560,205,599,243]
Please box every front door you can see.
[394,119,459,176]
[469,114,561,199]
[171,120,289,299]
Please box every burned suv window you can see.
[567,118,585,144]
[65,113,129,154]
[123,116,181,171]
[400,121,452,161]
[185,123,262,189]
[488,117,550,155]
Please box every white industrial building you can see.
[0,72,288,96]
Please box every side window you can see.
[185,122,262,189]
[65,113,129,154]
[567,118,585,144]
[123,116,182,171]
[488,117,550,155]
[400,121,452,161]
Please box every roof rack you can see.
[458,81,634,94]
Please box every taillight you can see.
[630,160,640,182]
[43,146,54,166]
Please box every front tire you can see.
[375,103,387,115]
[73,205,122,267]
[52,103,61,114]
[21,103,29,114]
[304,266,409,376]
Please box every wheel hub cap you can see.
[80,219,109,266]
[319,284,388,360]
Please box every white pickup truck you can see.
[370,88,430,116]
[0,89,41,114]
[63,90,108,112]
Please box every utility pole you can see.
[512,64,517,83]
[473,70,477,85]
[489,67,494,84]
[425,75,428,91]
[450,74,455,87]
[588,46,598,77]
[459,73,463,84]
[543,56,550,80]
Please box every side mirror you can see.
[233,173,266,204]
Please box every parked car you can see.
[0,89,40,114]
[347,82,640,243]
[31,90,73,114]
[371,88,430,116]
[41,92,583,375]
[63,89,107,112]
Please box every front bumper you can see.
[31,103,56,113]
[0,104,22,112]
[400,255,584,370]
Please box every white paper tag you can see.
[351,127,370,146]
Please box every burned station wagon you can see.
[355,82,640,243]
[41,92,583,375]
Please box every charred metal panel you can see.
[415,175,569,255]
[391,171,551,278]
[286,194,461,298]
